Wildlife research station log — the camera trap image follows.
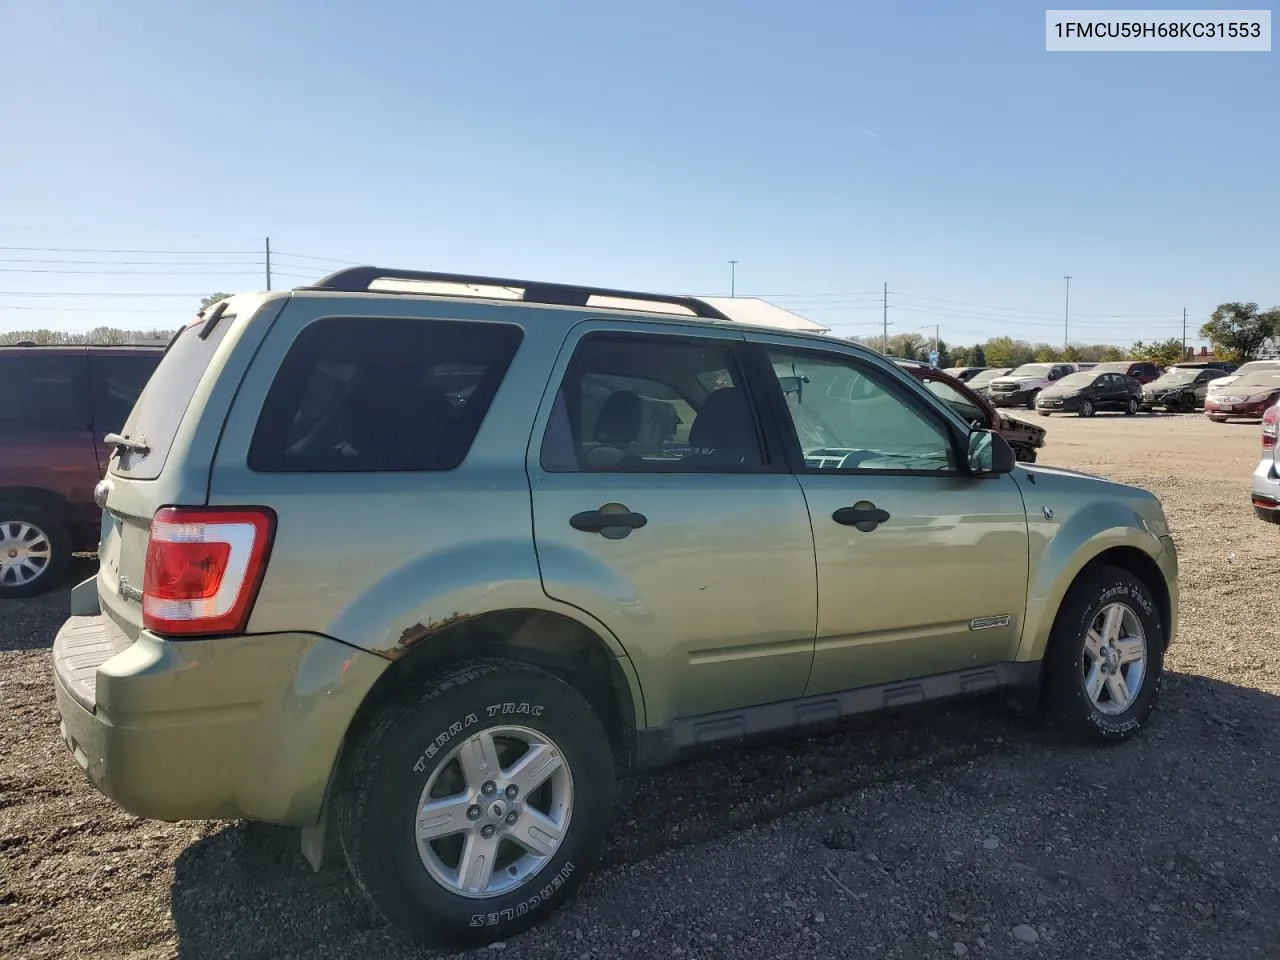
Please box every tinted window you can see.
[90,353,160,434]
[766,349,954,472]
[249,316,523,473]
[0,354,89,428]
[540,334,762,473]
[112,319,233,479]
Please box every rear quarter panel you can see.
[208,296,638,670]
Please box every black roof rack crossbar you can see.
[299,266,734,321]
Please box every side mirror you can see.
[966,428,1016,476]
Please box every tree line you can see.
[856,301,1279,368]
[0,293,233,346]
[4,295,1276,364]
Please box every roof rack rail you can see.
[298,266,734,322]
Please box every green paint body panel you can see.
[48,285,1178,827]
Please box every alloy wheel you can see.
[1080,602,1147,716]
[414,725,574,899]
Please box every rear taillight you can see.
[1263,405,1278,450]
[142,507,275,636]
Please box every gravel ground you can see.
[2,412,1277,960]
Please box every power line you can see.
[0,291,216,298]
[0,257,263,266]
[0,268,262,276]
[888,302,1179,329]
[892,291,1177,320]
[271,250,356,265]
[0,245,258,255]
[0,305,185,313]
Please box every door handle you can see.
[832,501,890,532]
[570,503,648,539]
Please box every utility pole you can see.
[265,237,272,291]
[729,260,738,297]
[1063,276,1071,350]
[934,323,940,357]
[882,281,889,353]
[1182,307,1188,359]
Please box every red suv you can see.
[0,344,163,597]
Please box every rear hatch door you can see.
[96,299,275,644]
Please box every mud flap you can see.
[300,805,330,872]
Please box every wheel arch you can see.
[1072,546,1172,649]
[336,608,643,777]
[0,486,76,521]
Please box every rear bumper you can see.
[1205,399,1270,418]
[1253,457,1280,524]
[51,583,388,825]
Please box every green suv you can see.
[50,268,1178,945]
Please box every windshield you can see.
[968,369,1010,386]
[1052,372,1097,389]
[1153,368,1200,385]
[1007,363,1055,378]
[1091,362,1132,374]
[1235,369,1280,389]
[1232,360,1280,378]
[923,378,986,426]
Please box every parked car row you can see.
[945,360,1278,422]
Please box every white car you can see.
[1204,360,1280,405]
[985,362,1078,409]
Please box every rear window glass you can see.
[248,316,523,473]
[111,319,233,480]
[0,354,89,427]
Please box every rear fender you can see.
[325,537,638,683]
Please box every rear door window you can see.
[111,319,233,480]
[89,353,161,434]
[248,316,524,472]
[0,353,89,428]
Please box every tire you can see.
[1038,410,1051,417]
[1124,397,1139,416]
[1013,445,1037,464]
[1042,565,1164,743]
[1180,394,1196,413]
[0,502,71,599]
[1078,400,1095,418]
[1207,415,1227,423]
[335,659,616,946]
[1025,390,1039,410]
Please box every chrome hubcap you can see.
[415,725,573,899]
[1081,602,1147,715]
[0,521,52,586]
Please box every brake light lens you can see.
[1263,405,1278,450]
[142,507,275,635]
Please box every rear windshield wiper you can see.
[103,433,151,456]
